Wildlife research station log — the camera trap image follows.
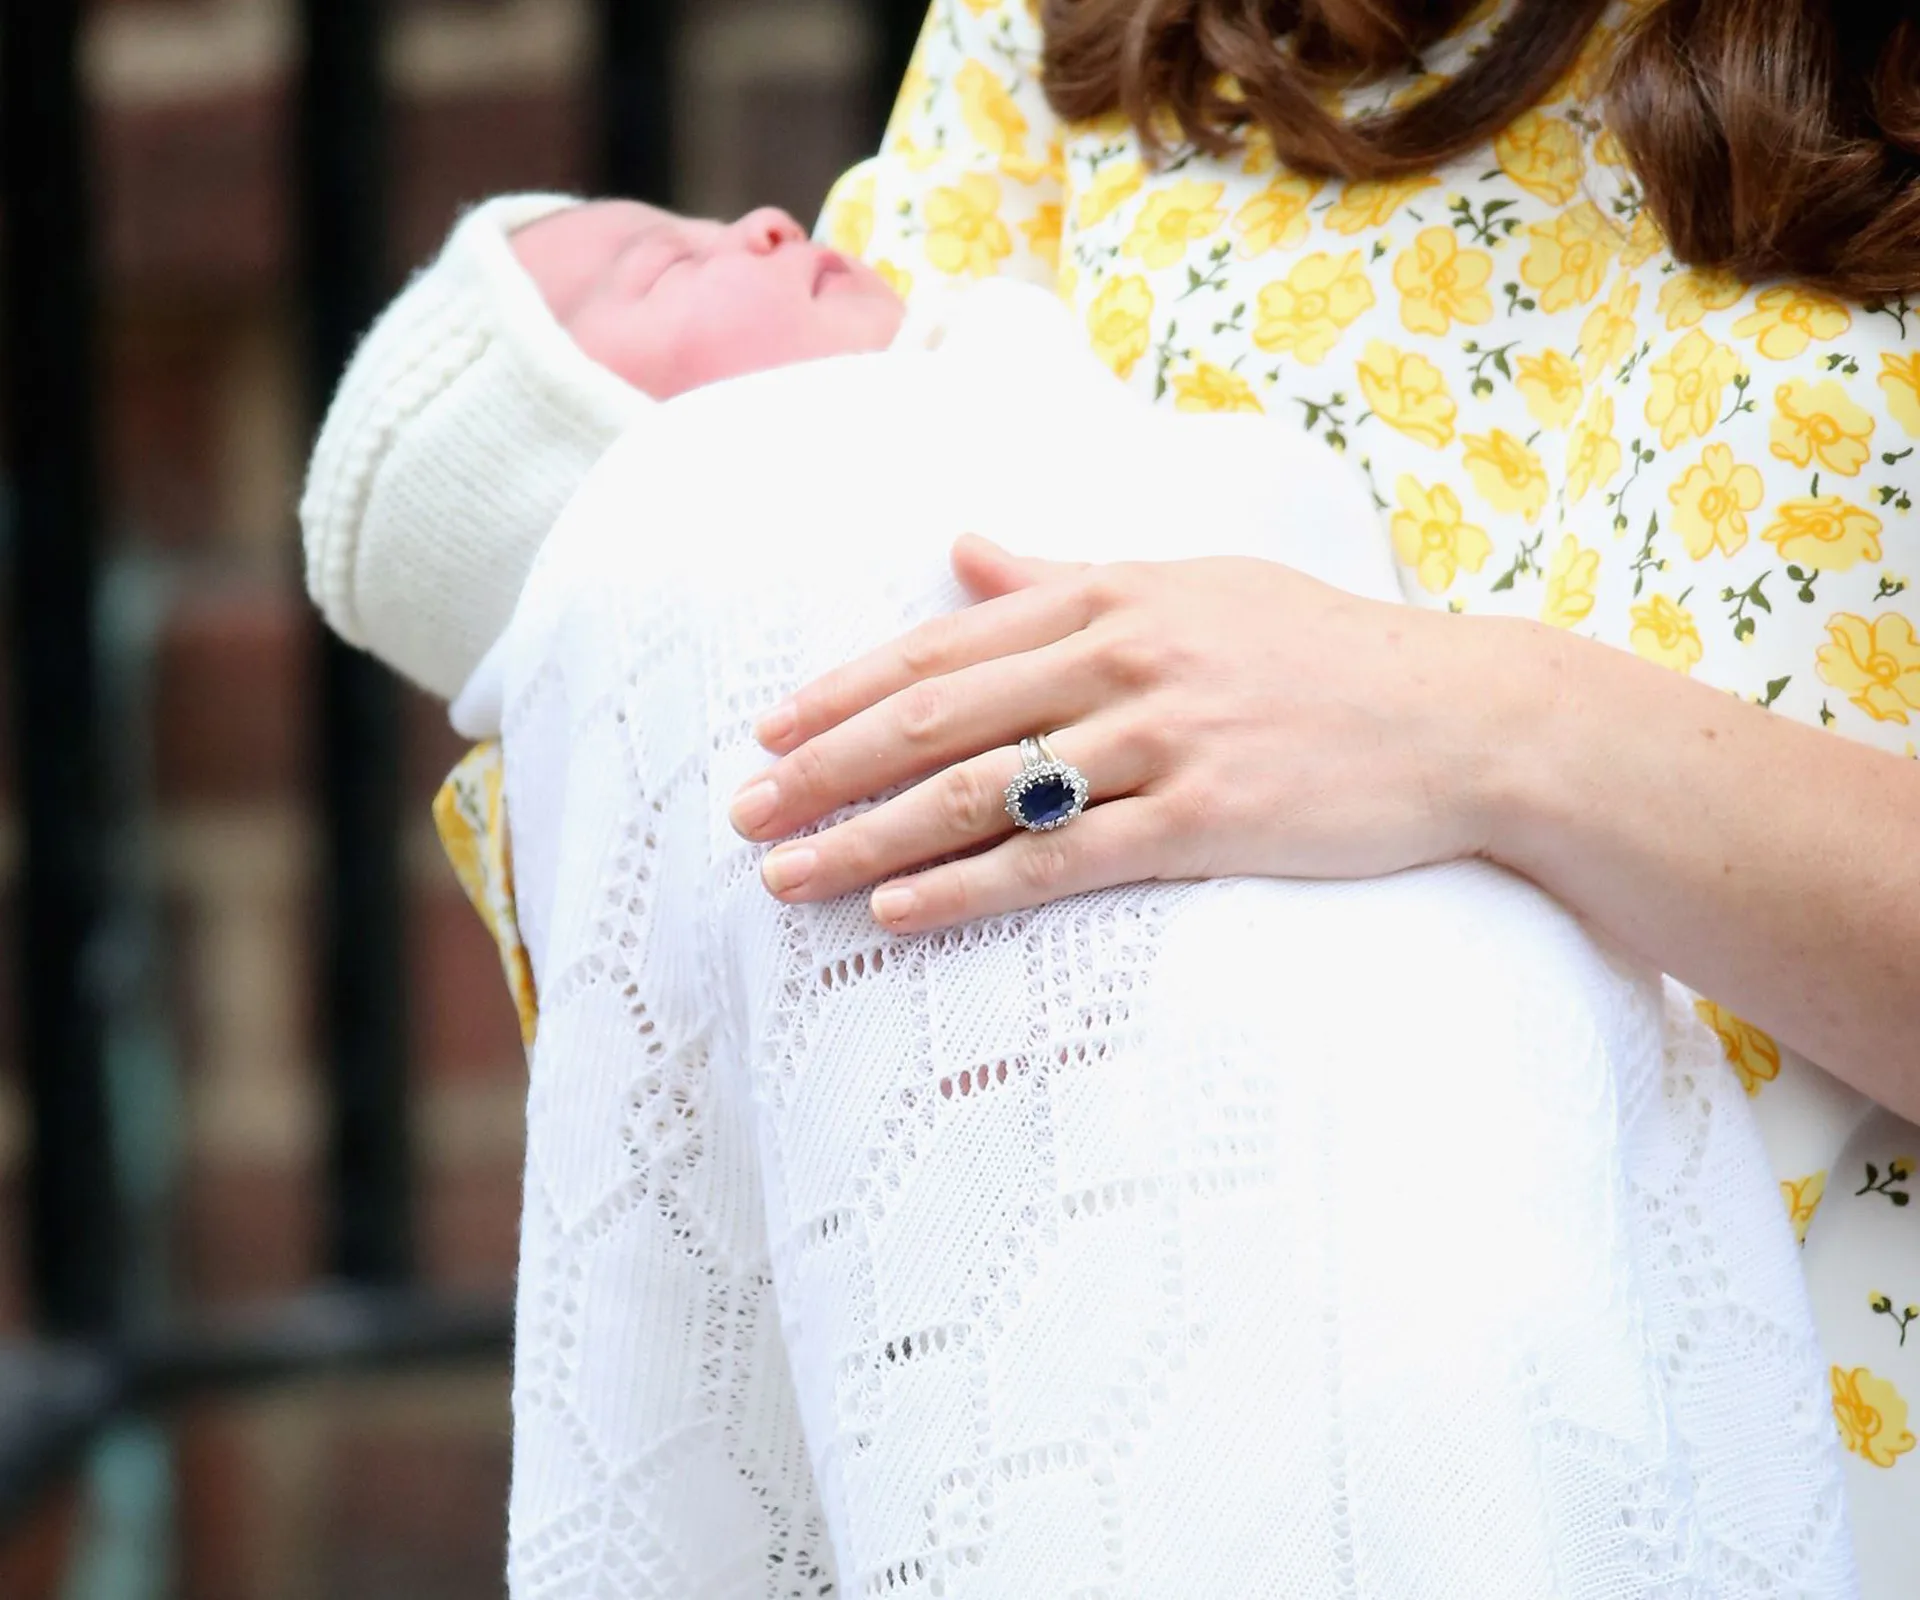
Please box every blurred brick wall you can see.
[0,0,877,1594]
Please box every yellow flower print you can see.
[1770,379,1875,476]
[1087,274,1155,381]
[434,746,538,1047]
[1322,174,1439,235]
[1122,179,1227,270]
[827,172,876,258]
[1566,392,1624,504]
[1781,1172,1827,1245]
[1172,361,1263,414]
[924,173,1013,277]
[1233,174,1321,256]
[1462,429,1549,522]
[1391,476,1493,595]
[1878,351,1920,437]
[1056,260,1080,304]
[1254,252,1376,366]
[1832,1365,1917,1469]
[1081,107,1133,144]
[1494,111,1584,205]
[1817,612,1920,725]
[874,260,913,300]
[1076,158,1145,228]
[1390,71,1448,111]
[1656,268,1744,331]
[1548,21,1617,104]
[1592,128,1629,168]
[1732,285,1851,361]
[1762,495,1884,573]
[1621,209,1665,270]
[1541,535,1601,629]
[1356,342,1457,448]
[1578,276,1641,382]
[1694,998,1782,1095]
[1515,349,1585,430]
[955,60,1041,181]
[1144,104,1187,149]
[1645,329,1744,450]
[1020,204,1062,273]
[1630,594,1705,675]
[892,130,946,174]
[1393,227,1494,335]
[1669,443,1765,560]
[1520,202,1617,312]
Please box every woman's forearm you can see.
[1474,615,1920,1120]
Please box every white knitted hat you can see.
[301,192,652,700]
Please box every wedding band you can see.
[1004,733,1090,832]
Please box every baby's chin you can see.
[818,268,908,351]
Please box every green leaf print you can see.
[1489,532,1545,594]
[1721,572,1772,643]
[1461,339,1521,399]
[1608,439,1659,536]
[1857,1158,1914,1207]
[1865,294,1913,339]
[1629,512,1667,598]
[1786,565,1821,605]
[1449,195,1521,248]
[1151,321,1182,404]
[1501,282,1539,317]
[1716,373,1756,428]
[1868,1292,1917,1349]
[1178,241,1232,303]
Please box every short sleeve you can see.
[1544,267,1920,753]
[816,0,1066,294]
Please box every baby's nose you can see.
[728,207,807,254]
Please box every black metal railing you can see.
[300,0,418,1295]
[2,0,119,1350]
[0,0,930,1561]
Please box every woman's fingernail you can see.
[761,845,816,895]
[730,780,778,835]
[756,702,797,748]
[871,886,916,925]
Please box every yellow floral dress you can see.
[813,0,1920,1580]
[436,0,1918,1579]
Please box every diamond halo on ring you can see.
[1004,734,1090,833]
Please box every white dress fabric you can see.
[494,287,1854,1598]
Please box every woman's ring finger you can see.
[758,724,1131,903]
[1005,733,1091,833]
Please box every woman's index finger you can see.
[755,577,1097,754]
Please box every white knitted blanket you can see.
[494,288,1855,1598]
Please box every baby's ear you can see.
[952,533,1086,599]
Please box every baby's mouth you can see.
[812,249,852,296]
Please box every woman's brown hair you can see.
[1040,0,1920,298]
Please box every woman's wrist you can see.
[1424,609,1575,873]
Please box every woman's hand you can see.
[729,534,1514,933]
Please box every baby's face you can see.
[512,200,906,399]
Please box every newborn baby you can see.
[304,194,906,701]
[302,196,1853,1599]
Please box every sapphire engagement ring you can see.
[1004,735,1090,833]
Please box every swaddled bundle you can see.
[495,285,1852,1598]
